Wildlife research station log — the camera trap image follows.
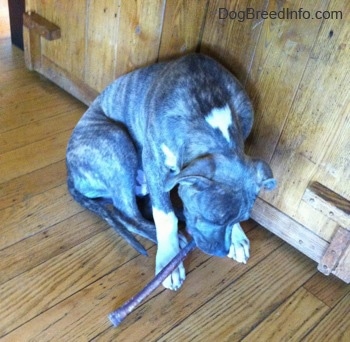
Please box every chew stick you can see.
[108,239,196,327]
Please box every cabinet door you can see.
[24,0,167,104]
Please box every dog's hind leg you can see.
[67,119,156,253]
[67,174,149,255]
[109,189,157,245]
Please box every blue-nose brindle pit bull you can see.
[66,54,276,290]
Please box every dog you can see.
[66,54,276,291]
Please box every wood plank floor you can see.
[1,29,350,342]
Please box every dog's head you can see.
[165,154,276,257]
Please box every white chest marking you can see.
[161,144,178,170]
[205,105,232,142]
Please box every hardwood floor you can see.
[1,28,350,342]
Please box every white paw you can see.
[227,223,250,264]
[156,248,185,291]
[156,233,187,291]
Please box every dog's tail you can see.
[67,174,156,256]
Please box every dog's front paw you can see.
[156,234,187,291]
[227,223,250,264]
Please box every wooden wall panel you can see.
[26,0,86,79]
[113,0,166,78]
[34,0,87,80]
[246,0,329,162]
[266,0,350,236]
[200,0,269,84]
[25,0,37,12]
[84,0,120,92]
[296,204,338,242]
[315,103,350,202]
[158,0,209,60]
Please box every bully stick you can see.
[108,239,196,327]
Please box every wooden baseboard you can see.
[251,198,350,283]
[39,55,99,106]
[251,198,329,263]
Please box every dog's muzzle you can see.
[187,225,232,257]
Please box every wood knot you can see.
[135,25,141,35]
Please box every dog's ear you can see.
[253,159,277,191]
[164,155,215,191]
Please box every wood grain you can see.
[0,130,73,184]
[35,0,87,80]
[265,0,350,221]
[306,292,350,341]
[39,55,99,106]
[296,201,339,242]
[304,272,350,308]
[158,0,209,60]
[0,75,84,133]
[318,227,350,275]
[2,227,281,341]
[0,212,107,285]
[0,229,150,337]
[246,0,329,161]
[333,244,350,284]
[94,227,282,341]
[200,0,269,84]
[0,161,66,210]
[23,25,41,70]
[114,0,166,77]
[303,182,350,229]
[23,12,61,40]
[0,108,82,154]
[251,197,328,263]
[84,0,120,91]
[157,245,316,341]
[242,288,329,342]
[1,184,83,250]
[0,79,71,112]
